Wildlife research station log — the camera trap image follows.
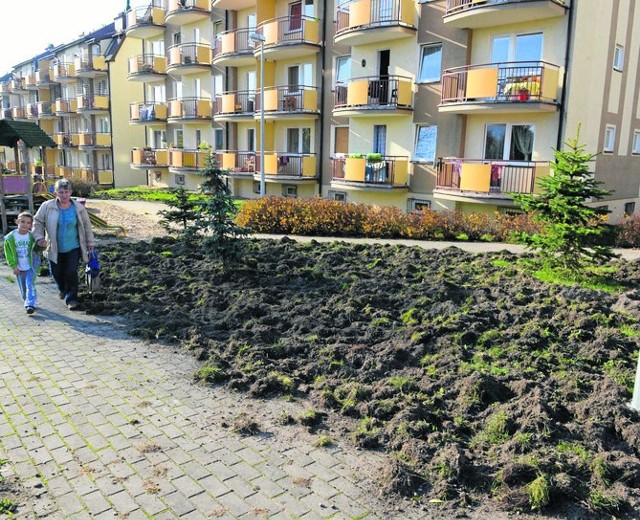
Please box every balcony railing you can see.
[74,55,107,75]
[167,97,212,120]
[213,28,255,63]
[257,152,317,178]
[446,0,566,16]
[78,133,111,148]
[54,133,77,147]
[130,102,168,123]
[55,98,78,114]
[26,104,39,119]
[167,43,212,70]
[11,107,27,119]
[331,155,409,186]
[35,70,51,85]
[214,91,256,116]
[51,62,76,82]
[257,15,321,48]
[131,148,169,168]
[128,54,167,78]
[336,0,416,33]
[169,148,210,169]
[441,61,560,105]
[166,0,210,19]
[437,158,548,195]
[37,101,54,118]
[0,108,12,120]
[77,95,110,111]
[126,1,166,35]
[0,82,10,94]
[254,85,319,114]
[10,78,25,91]
[334,75,413,109]
[217,150,256,173]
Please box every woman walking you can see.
[33,178,95,310]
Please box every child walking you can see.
[4,212,42,314]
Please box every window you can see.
[175,129,183,148]
[215,128,224,150]
[418,43,442,83]
[633,131,640,155]
[625,202,636,216]
[414,125,437,163]
[335,56,351,87]
[614,44,624,71]
[604,125,616,153]
[175,174,185,185]
[373,125,386,155]
[484,124,535,161]
[253,181,261,194]
[408,199,431,212]
[283,185,298,197]
[328,190,347,202]
[195,129,202,147]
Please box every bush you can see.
[235,197,542,243]
[616,214,640,247]
[69,178,96,198]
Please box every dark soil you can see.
[82,236,640,519]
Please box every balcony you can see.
[165,0,211,25]
[10,78,26,91]
[331,155,409,189]
[66,167,114,185]
[11,107,28,120]
[167,97,212,122]
[167,43,212,75]
[169,148,210,171]
[131,148,169,168]
[211,0,255,9]
[125,2,166,39]
[256,16,321,61]
[213,91,255,121]
[54,133,79,148]
[76,94,110,113]
[255,86,319,119]
[0,82,10,94]
[440,61,560,114]
[217,150,256,176]
[443,0,568,29]
[333,75,413,117]
[55,98,78,114]
[51,63,76,83]
[435,158,550,201]
[128,55,167,82]
[26,103,39,120]
[257,152,317,180]
[0,108,12,120]
[74,55,107,78]
[25,74,37,90]
[212,28,256,67]
[35,70,53,87]
[78,133,112,149]
[335,0,417,46]
[37,101,55,119]
[130,102,168,125]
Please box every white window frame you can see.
[335,56,351,88]
[604,125,616,153]
[613,44,624,72]
[283,185,298,198]
[418,43,442,83]
[484,123,536,162]
[632,130,640,155]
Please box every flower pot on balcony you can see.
[518,89,530,101]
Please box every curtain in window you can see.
[512,125,534,161]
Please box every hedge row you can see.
[235,196,543,242]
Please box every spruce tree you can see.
[157,186,198,238]
[193,152,246,260]
[513,129,617,271]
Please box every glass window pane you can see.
[302,128,311,154]
[336,57,351,83]
[515,33,542,62]
[484,124,506,160]
[415,126,437,162]
[419,44,442,82]
[491,36,510,63]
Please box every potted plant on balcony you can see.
[34,158,44,174]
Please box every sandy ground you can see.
[86,199,168,240]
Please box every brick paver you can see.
[0,265,412,519]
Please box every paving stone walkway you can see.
[0,266,413,519]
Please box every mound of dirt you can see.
[83,236,640,518]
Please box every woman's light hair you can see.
[55,179,72,191]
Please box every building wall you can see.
[110,36,146,187]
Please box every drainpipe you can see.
[556,2,575,151]
[317,2,328,197]
[106,60,116,188]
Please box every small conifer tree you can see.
[157,186,198,237]
[513,129,617,271]
[193,153,246,260]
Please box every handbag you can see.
[85,250,101,294]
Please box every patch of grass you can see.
[314,435,333,447]
[589,488,622,513]
[298,409,324,427]
[472,410,511,447]
[491,259,511,268]
[267,371,295,393]
[527,474,550,510]
[388,376,416,393]
[0,498,18,515]
[231,412,261,436]
[532,265,623,292]
[193,365,226,384]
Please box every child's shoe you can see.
[26,306,35,315]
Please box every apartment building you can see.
[2,1,639,220]
[0,21,145,187]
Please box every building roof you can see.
[0,120,56,148]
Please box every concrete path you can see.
[0,268,406,519]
